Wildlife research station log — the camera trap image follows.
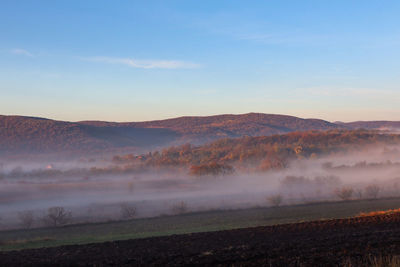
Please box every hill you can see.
[80,113,342,142]
[0,113,342,155]
[1,113,399,156]
[0,115,178,155]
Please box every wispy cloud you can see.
[84,56,201,69]
[11,48,34,57]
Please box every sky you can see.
[1,0,400,122]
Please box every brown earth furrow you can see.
[1,214,400,266]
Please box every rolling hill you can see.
[0,115,178,155]
[80,113,341,142]
[0,113,398,156]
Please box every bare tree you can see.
[42,207,71,227]
[171,201,188,215]
[18,210,34,229]
[365,184,380,199]
[120,203,137,220]
[267,194,283,207]
[334,187,354,201]
[354,188,363,199]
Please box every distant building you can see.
[46,164,54,170]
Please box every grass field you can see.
[2,197,400,251]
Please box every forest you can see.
[110,130,400,175]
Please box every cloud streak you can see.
[11,48,34,57]
[85,56,200,69]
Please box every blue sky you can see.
[1,0,400,122]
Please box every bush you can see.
[120,203,137,220]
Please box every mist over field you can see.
[1,142,400,230]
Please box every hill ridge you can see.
[1,113,399,155]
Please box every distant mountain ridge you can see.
[0,115,178,155]
[80,113,340,139]
[0,113,399,155]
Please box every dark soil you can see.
[2,213,400,266]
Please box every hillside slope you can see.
[4,113,396,155]
[81,113,342,143]
[0,116,178,155]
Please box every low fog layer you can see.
[1,145,400,230]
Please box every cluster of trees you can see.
[267,183,384,208]
[335,184,381,201]
[10,207,72,229]
[5,200,193,230]
[3,130,398,179]
[110,130,400,175]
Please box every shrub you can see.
[120,203,137,220]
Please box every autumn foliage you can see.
[2,130,399,178]
[140,130,400,173]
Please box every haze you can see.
[1,142,400,230]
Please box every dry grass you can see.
[358,208,400,217]
[343,255,400,267]
[369,255,400,267]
